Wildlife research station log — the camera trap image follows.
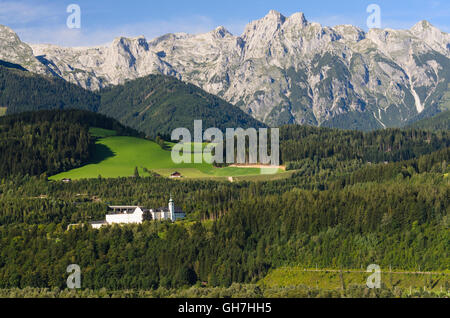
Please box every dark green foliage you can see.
[321,111,383,131]
[0,113,92,177]
[280,125,450,165]
[0,63,264,139]
[0,66,100,114]
[0,144,447,290]
[407,111,450,131]
[0,110,141,177]
[99,74,266,138]
[0,283,444,298]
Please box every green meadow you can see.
[259,267,450,292]
[50,128,285,180]
[0,107,7,117]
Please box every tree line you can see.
[0,110,142,177]
[0,146,447,289]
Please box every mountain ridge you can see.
[1,11,449,129]
[0,62,264,138]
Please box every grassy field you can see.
[0,107,7,117]
[89,127,118,138]
[51,128,286,180]
[259,267,450,292]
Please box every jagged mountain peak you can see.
[0,24,49,74]
[113,35,143,44]
[1,12,449,130]
[265,10,286,21]
[0,24,18,38]
[112,35,150,52]
[211,26,233,38]
[411,20,436,32]
[409,20,450,56]
[410,20,449,43]
[248,9,287,29]
[243,11,311,38]
[287,12,308,27]
[333,25,366,42]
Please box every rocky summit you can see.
[1,11,449,129]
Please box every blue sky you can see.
[0,0,448,46]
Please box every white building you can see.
[90,197,186,229]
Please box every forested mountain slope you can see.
[99,74,266,138]
[0,146,447,290]
[280,125,450,167]
[0,110,140,177]
[407,111,450,131]
[0,62,265,138]
[0,64,100,114]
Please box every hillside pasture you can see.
[51,132,284,180]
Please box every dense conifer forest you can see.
[0,107,448,298]
[0,110,141,177]
[280,125,450,166]
[98,74,266,138]
[407,111,450,132]
[0,143,447,292]
[0,65,100,114]
[0,64,265,138]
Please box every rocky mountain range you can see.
[1,10,449,129]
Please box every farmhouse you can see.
[170,172,182,178]
[90,197,185,229]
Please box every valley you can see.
[0,5,448,301]
[1,11,449,129]
[51,128,283,180]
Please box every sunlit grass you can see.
[89,127,117,138]
[50,132,284,180]
[260,266,450,291]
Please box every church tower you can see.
[169,195,175,222]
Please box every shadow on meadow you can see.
[89,143,116,164]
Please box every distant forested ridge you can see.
[0,65,100,114]
[407,111,450,132]
[0,62,265,138]
[0,110,140,177]
[280,125,450,168]
[99,74,266,138]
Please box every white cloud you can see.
[0,1,60,25]
[14,14,251,47]
[3,1,448,47]
[15,15,216,47]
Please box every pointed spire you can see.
[264,10,286,23]
[410,20,439,36]
[289,12,308,27]
[213,26,232,38]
